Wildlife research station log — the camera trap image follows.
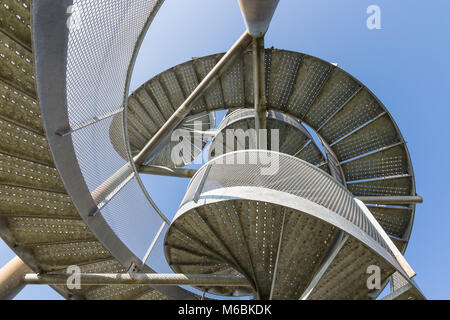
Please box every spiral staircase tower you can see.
[0,0,425,300]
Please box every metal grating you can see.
[286,56,332,117]
[0,185,78,219]
[268,51,302,109]
[303,71,360,129]
[368,206,411,238]
[0,118,52,165]
[318,88,384,144]
[342,145,408,182]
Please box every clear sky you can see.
[1,0,449,300]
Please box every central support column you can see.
[238,0,280,37]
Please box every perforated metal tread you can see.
[0,0,170,300]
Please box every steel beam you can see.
[23,273,250,287]
[139,165,197,178]
[300,234,349,300]
[56,108,124,137]
[269,210,286,300]
[0,256,32,300]
[253,36,267,149]
[356,196,423,205]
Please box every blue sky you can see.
[1,0,449,299]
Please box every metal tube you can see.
[355,199,416,278]
[0,256,32,300]
[253,36,267,149]
[23,273,250,287]
[139,165,197,178]
[134,31,253,165]
[88,32,251,212]
[356,196,423,205]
